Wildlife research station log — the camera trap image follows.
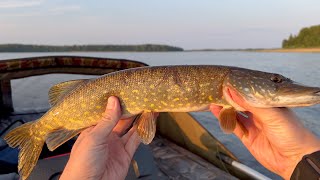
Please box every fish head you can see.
[223,69,320,108]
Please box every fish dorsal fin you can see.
[218,107,237,134]
[46,128,84,151]
[135,112,158,144]
[48,79,88,106]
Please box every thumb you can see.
[91,96,121,142]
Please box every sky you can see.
[0,0,319,49]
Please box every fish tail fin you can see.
[4,121,45,180]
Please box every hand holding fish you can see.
[60,96,141,180]
[210,88,320,180]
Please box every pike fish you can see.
[4,65,320,179]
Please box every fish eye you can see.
[270,74,283,83]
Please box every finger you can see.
[124,129,141,159]
[90,96,121,143]
[114,113,160,137]
[113,117,135,136]
[233,112,255,138]
[121,126,137,144]
[209,104,222,118]
[234,112,262,146]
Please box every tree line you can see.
[282,25,320,48]
[0,44,184,52]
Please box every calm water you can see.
[1,52,320,179]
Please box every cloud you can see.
[1,12,43,17]
[0,0,44,8]
[49,5,81,14]
[0,5,81,17]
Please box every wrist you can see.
[290,150,320,179]
[283,134,320,179]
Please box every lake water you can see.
[1,51,320,179]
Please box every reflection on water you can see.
[2,51,320,179]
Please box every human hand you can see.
[60,96,141,180]
[210,88,320,179]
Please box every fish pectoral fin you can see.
[48,79,89,106]
[218,107,237,134]
[135,112,158,145]
[46,128,84,151]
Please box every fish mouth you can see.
[276,86,320,107]
[300,87,320,97]
[278,83,320,96]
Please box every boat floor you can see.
[141,135,237,180]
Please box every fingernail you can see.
[107,97,115,110]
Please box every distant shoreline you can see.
[253,48,320,53]
[1,44,320,53]
[0,44,184,52]
[187,48,320,53]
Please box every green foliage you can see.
[0,44,184,52]
[282,25,320,48]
